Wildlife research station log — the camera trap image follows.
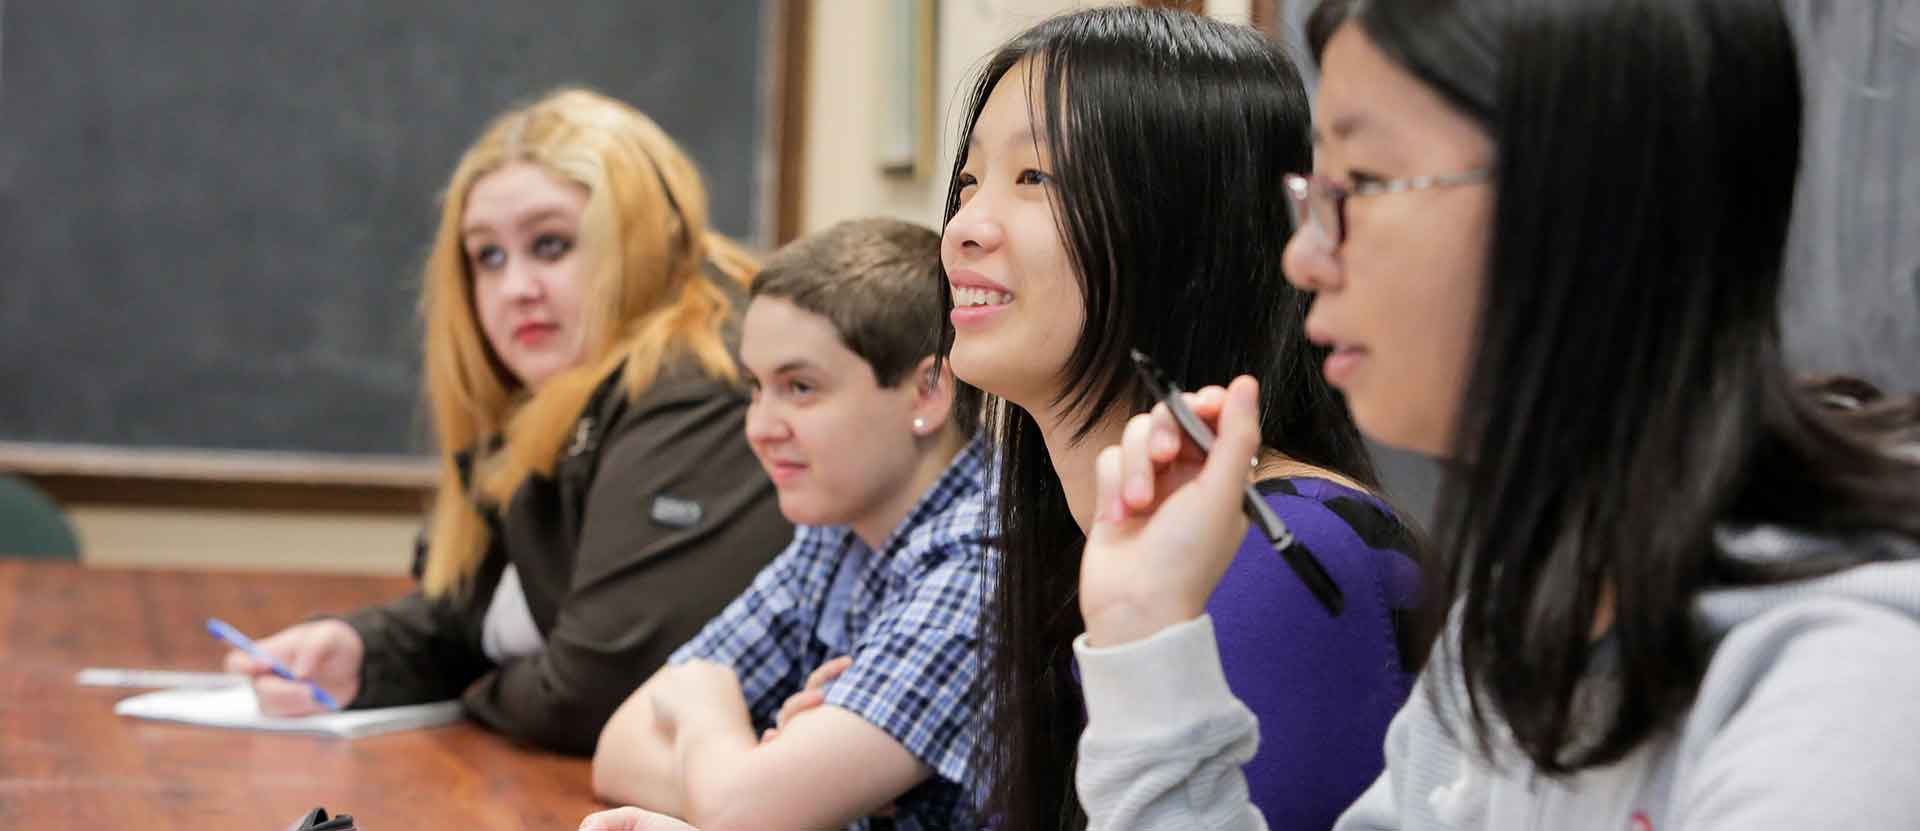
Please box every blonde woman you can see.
[222,88,792,755]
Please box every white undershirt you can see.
[481,564,546,662]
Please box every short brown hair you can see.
[751,217,943,388]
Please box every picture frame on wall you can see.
[878,0,938,177]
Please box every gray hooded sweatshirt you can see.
[1074,525,1920,830]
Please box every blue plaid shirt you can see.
[670,439,992,831]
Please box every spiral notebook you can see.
[114,685,462,739]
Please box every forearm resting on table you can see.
[594,678,689,816]
[595,693,929,831]
[683,707,929,831]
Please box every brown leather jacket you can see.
[343,356,791,755]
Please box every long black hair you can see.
[1309,0,1920,773]
[936,7,1379,829]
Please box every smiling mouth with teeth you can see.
[954,287,1013,307]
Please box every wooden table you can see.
[0,561,604,829]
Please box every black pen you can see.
[1129,349,1344,616]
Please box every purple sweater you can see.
[1205,477,1421,829]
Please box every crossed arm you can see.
[590,659,931,831]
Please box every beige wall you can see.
[71,0,1257,574]
[1208,0,1253,25]
[74,505,416,574]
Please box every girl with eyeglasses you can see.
[1073,0,1920,828]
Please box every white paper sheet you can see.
[115,685,462,738]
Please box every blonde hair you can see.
[418,87,758,596]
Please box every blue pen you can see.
[206,618,341,711]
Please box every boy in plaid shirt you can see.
[589,218,989,831]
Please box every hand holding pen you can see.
[1079,367,1340,650]
[1128,350,1343,616]
[214,617,365,714]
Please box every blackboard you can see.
[0,1,773,457]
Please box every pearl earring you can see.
[913,418,927,433]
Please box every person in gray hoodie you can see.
[1070,0,1920,829]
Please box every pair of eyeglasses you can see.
[1282,169,1492,248]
